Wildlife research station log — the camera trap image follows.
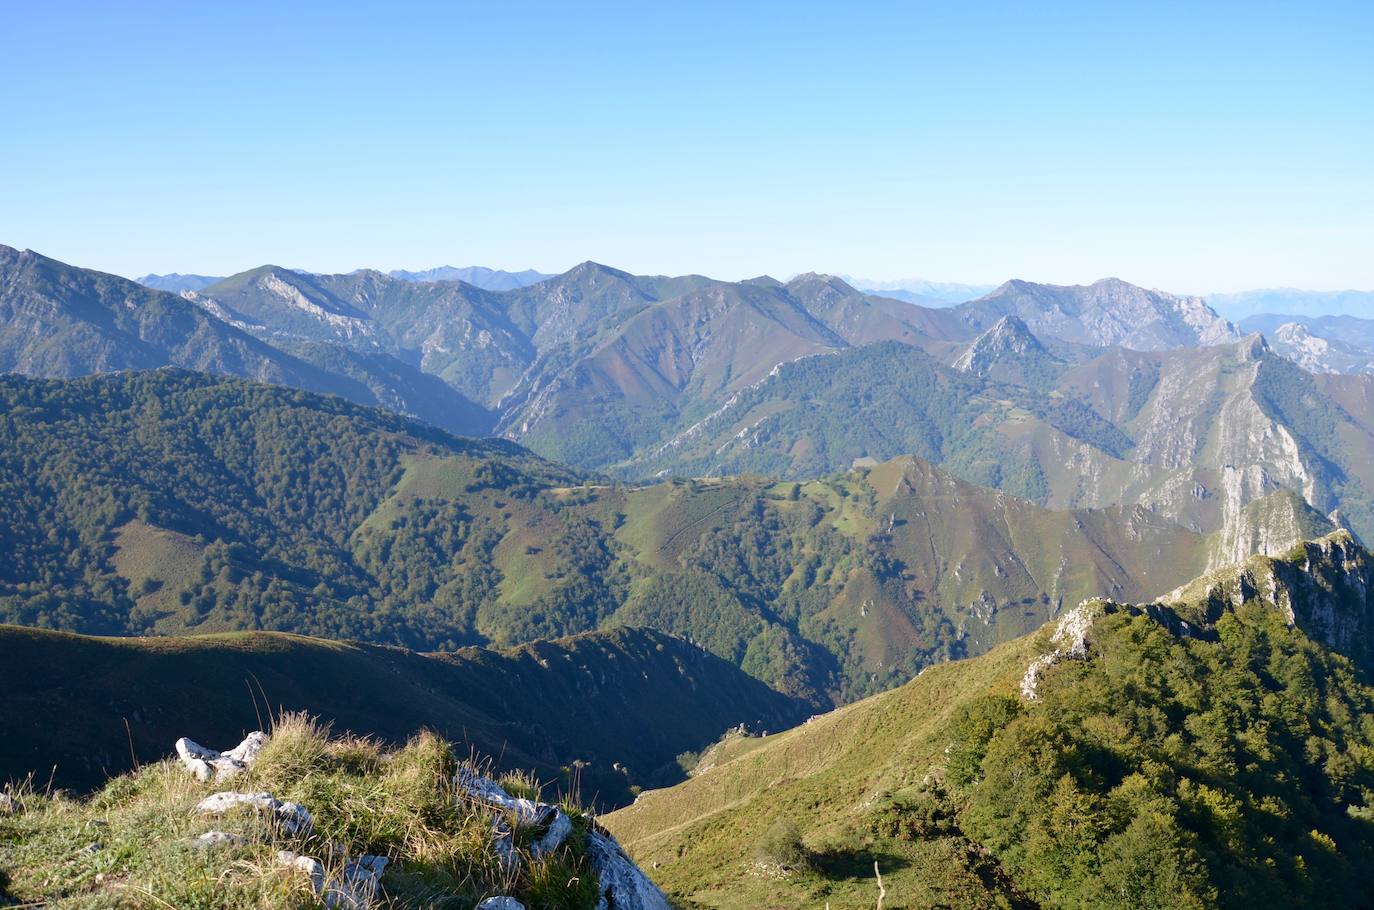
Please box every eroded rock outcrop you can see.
[585,829,673,910]
[277,850,389,910]
[1020,600,1104,700]
[175,731,268,782]
[1167,530,1374,669]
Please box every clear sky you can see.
[2,1,1371,292]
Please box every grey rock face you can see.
[1020,600,1105,700]
[476,899,527,910]
[456,769,575,865]
[585,828,673,910]
[276,850,389,910]
[960,277,1241,350]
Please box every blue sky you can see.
[2,1,1371,291]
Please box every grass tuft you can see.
[0,715,602,909]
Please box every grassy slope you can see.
[0,625,806,809]
[604,634,1042,909]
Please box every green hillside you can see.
[0,624,804,809]
[605,532,1374,909]
[0,370,1244,705]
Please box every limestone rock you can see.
[455,769,670,908]
[586,828,672,910]
[176,731,268,782]
[1020,600,1106,700]
[456,769,573,864]
[196,790,313,837]
[0,793,17,815]
[194,830,247,847]
[277,850,326,894]
[277,849,389,909]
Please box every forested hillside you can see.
[0,370,1262,705]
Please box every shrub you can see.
[754,817,810,870]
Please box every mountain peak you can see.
[964,277,1240,350]
[953,313,1049,373]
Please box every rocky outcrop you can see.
[1024,531,1374,699]
[174,733,391,907]
[1167,530,1374,669]
[1206,489,1337,572]
[1270,322,1374,375]
[195,790,314,837]
[277,850,388,910]
[1020,601,1104,700]
[953,315,1054,375]
[456,769,671,910]
[457,769,575,865]
[585,829,673,910]
[175,731,268,782]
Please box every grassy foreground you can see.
[0,715,600,909]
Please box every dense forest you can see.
[951,602,1374,907]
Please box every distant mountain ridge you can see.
[0,246,491,437]
[959,277,1241,350]
[133,272,224,292]
[841,274,996,304]
[1208,287,1374,320]
[136,266,554,293]
[385,264,553,289]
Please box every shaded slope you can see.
[0,624,806,809]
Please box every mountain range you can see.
[135,265,554,293]
[1207,287,1374,320]
[9,243,1374,907]
[7,245,1374,583]
[382,265,553,288]
[840,275,997,305]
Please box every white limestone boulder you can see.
[176,731,269,782]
